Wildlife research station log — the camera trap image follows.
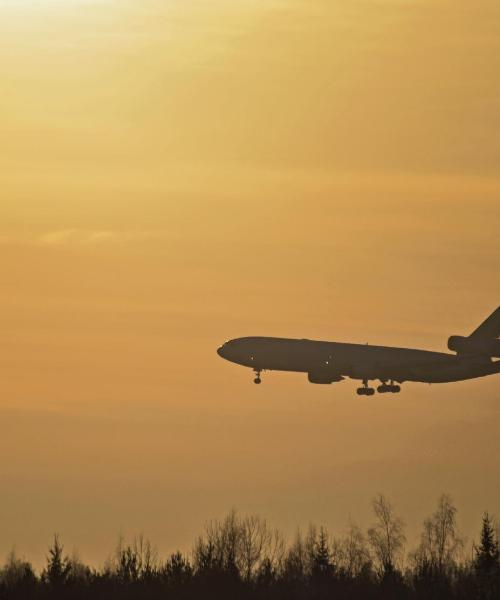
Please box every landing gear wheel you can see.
[357,384,375,396]
[377,380,402,394]
[253,369,262,385]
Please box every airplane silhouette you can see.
[217,307,500,395]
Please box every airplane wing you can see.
[368,355,464,382]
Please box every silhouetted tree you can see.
[192,510,285,586]
[474,512,500,599]
[311,527,332,577]
[193,511,239,579]
[238,514,283,581]
[41,534,72,588]
[410,495,464,599]
[367,494,406,579]
[162,551,193,587]
[283,530,308,584]
[112,534,158,583]
[335,522,372,580]
[0,549,37,594]
[1,500,496,600]
[255,557,277,588]
[413,494,463,577]
[475,512,499,573]
[67,551,93,588]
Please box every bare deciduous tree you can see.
[367,494,406,577]
[193,510,285,581]
[238,514,271,580]
[335,522,372,579]
[113,534,159,582]
[412,494,463,574]
[283,530,307,582]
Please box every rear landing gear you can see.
[357,380,375,396]
[377,381,401,394]
[253,370,262,385]
[357,387,375,396]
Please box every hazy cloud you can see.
[0,230,160,246]
[38,229,157,245]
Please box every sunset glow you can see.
[1,0,499,567]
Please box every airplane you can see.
[217,307,500,395]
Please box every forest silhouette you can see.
[1,494,499,600]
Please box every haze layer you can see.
[1,0,499,565]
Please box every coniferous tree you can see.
[474,512,500,600]
[3,502,500,600]
[162,551,193,587]
[41,534,72,588]
[312,527,332,578]
[475,512,499,574]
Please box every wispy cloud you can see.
[0,229,160,247]
[40,229,115,245]
[38,229,157,246]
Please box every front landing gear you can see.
[253,370,262,385]
[357,380,375,396]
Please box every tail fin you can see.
[448,306,500,357]
[469,306,500,340]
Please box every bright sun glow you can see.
[0,0,110,10]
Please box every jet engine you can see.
[307,371,344,384]
[448,335,500,358]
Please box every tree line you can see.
[1,494,499,599]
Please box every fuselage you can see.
[217,336,500,384]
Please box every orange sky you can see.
[1,0,499,566]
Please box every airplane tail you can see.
[448,306,500,358]
[469,306,500,340]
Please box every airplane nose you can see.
[217,345,225,357]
